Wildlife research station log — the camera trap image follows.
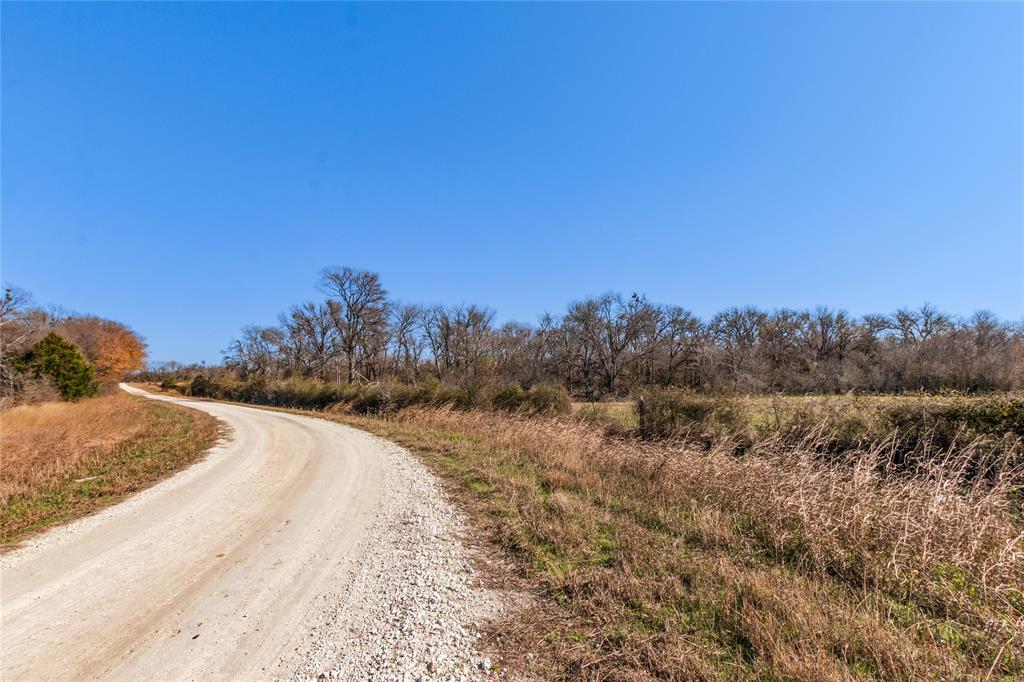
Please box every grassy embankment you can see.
[1,391,220,546]
[338,396,1023,680]
[149,379,1024,679]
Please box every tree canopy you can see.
[219,268,1024,397]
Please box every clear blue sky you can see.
[2,2,1021,365]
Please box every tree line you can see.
[193,267,1022,397]
[1,287,148,404]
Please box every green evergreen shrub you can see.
[15,333,98,400]
[190,375,219,398]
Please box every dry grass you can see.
[1,392,221,546]
[337,407,1024,680]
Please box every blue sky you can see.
[2,2,1021,365]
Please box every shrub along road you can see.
[0,385,499,680]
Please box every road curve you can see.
[1,385,496,680]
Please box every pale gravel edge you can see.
[282,422,507,682]
[0,418,234,570]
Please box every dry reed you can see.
[341,406,1024,680]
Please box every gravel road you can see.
[1,385,501,681]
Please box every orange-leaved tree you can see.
[56,316,147,383]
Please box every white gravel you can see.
[284,432,505,681]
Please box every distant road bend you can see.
[1,385,495,680]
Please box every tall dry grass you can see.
[341,406,1024,679]
[1,392,220,544]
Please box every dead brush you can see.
[3,396,146,504]
[360,405,1024,678]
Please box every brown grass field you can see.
[333,406,1024,680]
[0,391,221,546]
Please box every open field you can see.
[0,391,220,546]
[577,392,1024,432]
[572,400,637,427]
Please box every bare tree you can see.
[566,293,654,396]
[0,286,36,398]
[709,306,768,392]
[215,267,1024,397]
[422,304,494,382]
[225,325,284,380]
[280,302,339,380]
[319,267,390,383]
[389,303,426,382]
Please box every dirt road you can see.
[1,386,497,680]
